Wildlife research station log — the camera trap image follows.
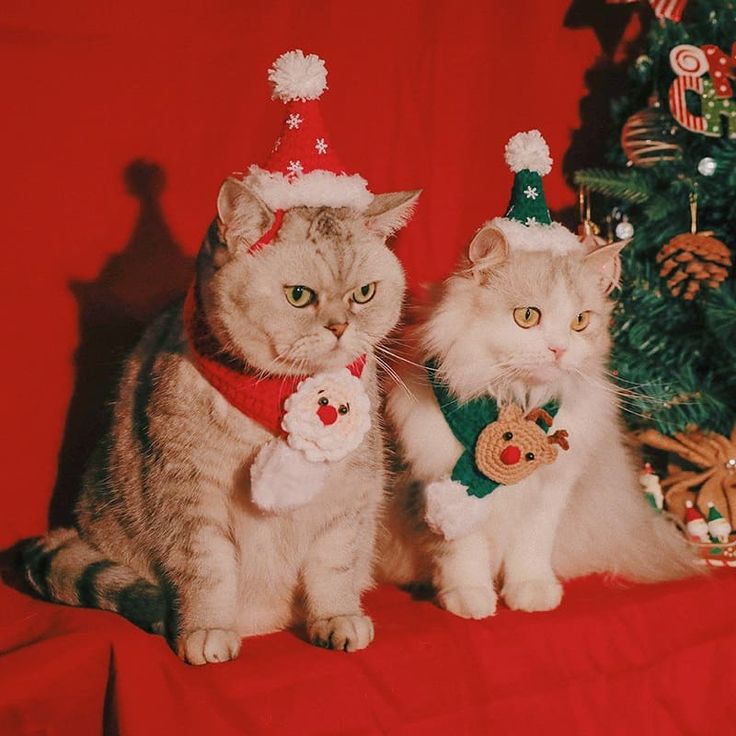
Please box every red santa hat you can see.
[242,49,373,211]
[685,500,705,523]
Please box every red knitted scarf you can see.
[183,289,365,436]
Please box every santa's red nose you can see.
[317,404,338,426]
[500,445,521,465]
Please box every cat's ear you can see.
[468,225,509,278]
[364,190,422,239]
[583,242,626,294]
[216,178,275,252]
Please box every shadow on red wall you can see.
[557,0,647,226]
[49,161,194,528]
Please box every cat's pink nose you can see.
[317,404,338,426]
[326,322,348,338]
[548,346,566,361]
[500,445,521,465]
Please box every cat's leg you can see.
[501,481,572,613]
[434,531,496,619]
[159,488,242,665]
[302,506,377,652]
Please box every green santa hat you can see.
[706,501,725,523]
[478,130,581,255]
[706,501,732,542]
[503,130,553,226]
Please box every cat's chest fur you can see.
[478,380,613,538]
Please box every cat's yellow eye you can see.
[352,282,377,304]
[284,285,316,308]
[571,311,591,332]
[513,306,541,329]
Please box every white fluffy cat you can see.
[378,221,698,619]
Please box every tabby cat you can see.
[24,179,419,664]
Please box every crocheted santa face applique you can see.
[282,370,371,462]
[250,369,371,512]
[474,405,569,486]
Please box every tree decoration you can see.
[639,462,664,510]
[668,43,736,138]
[697,156,717,175]
[577,186,606,249]
[574,0,736,439]
[615,215,635,239]
[606,0,689,23]
[638,425,736,529]
[621,99,681,167]
[684,499,711,542]
[706,501,732,542]
[656,192,731,300]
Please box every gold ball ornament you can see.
[656,232,731,300]
[621,102,681,168]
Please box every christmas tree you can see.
[574,0,736,529]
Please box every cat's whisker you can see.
[571,369,662,420]
[373,344,433,373]
[574,368,664,406]
[252,351,293,383]
[373,353,416,401]
[361,340,416,401]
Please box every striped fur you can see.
[23,529,166,633]
[24,184,419,664]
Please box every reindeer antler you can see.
[525,408,554,426]
[547,429,570,451]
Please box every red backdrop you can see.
[0,1,602,547]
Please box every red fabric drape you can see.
[3,573,736,735]
[0,0,599,546]
[3,3,736,734]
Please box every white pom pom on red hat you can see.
[268,49,328,102]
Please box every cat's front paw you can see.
[502,578,563,612]
[438,586,497,619]
[308,614,374,652]
[176,628,242,665]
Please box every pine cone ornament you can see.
[656,232,731,300]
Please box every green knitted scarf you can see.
[426,358,559,499]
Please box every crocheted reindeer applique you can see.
[474,405,570,486]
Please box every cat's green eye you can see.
[284,285,316,308]
[513,306,541,329]
[352,282,377,304]
[571,311,591,332]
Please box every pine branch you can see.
[574,169,654,203]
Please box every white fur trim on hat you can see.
[504,130,553,175]
[244,165,373,211]
[269,50,328,102]
[489,216,581,255]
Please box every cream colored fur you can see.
[378,225,699,620]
